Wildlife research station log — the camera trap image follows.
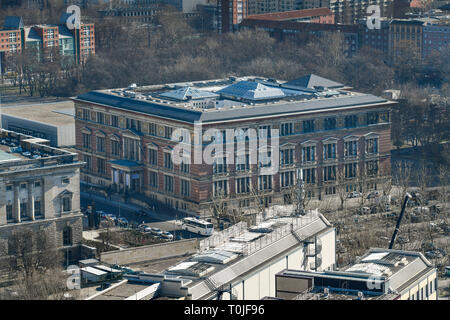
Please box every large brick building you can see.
[73,74,395,218]
[0,130,84,264]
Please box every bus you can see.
[181,217,214,236]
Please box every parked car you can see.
[160,231,174,241]
[138,224,148,232]
[356,207,370,215]
[150,228,163,236]
[347,191,361,198]
[136,210,147,217]
[118,217,128,225]
[367,191,380,199]
[413,207,430,215]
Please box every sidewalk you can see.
[81,192,178,223]
[82,229,124,251]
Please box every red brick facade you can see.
[74,96,394,217]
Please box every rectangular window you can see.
[165,126,173,139]
[345,163,358,178]
[344,141,358,157]
[323,143,337,160]
[303,168,316,184]
[258,125,271,138]
[164,175,174,193]
[323,165,336,181]
[148,149,157,166]
[82,133,91,149]
[345,115,358,128]
[280,122,294,136]
[180,180,190,197]
[236,177,251,193]
[213,180,228,196]
[34,181,41,188]
[281,171,295,187]
[96,136,105,153]
[82,109,90,121]
[6,204,13,220]
[366,160,379,176]
[6,185,13,191]
[83,155,92,171]
[148,171,158,188]
[97,158,106,175]
[323,117,336,130]
[259,151,272,168]
[62,197,71,212]
[111,115,119,128]
[213,157,227,174]
[96,112,105,124]
[111,140,120,156]
[20,201,27,218]
[149,123,157,136]
[366,138,378,154]
[180,160,190,173]
[34,200,42,216]
[164,152,173,169]
[280,149,294,166]
[302,146,316,162]
[367,112,379,125]
[258,175,272,191]
[236,154,250,171]
[303,120,315,133]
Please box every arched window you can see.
[63,226,72,246]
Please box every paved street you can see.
[80,193,204,241]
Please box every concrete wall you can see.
[219,228,336,300]
[100,239,198,265]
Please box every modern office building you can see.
[275,248,438,300]
[73,74,394,218]
[0,129,84,264]
[89,209,337,300]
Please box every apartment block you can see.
[73,74,394,218]
[0,16,95,73]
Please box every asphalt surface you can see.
[80,195,205,241]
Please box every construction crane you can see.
[389,193,412,250]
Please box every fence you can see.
[198,209,321,256]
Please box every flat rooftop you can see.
[73,75,393,124]
[1,101,75,126]
[0,129,80,172]
[91,282,149,300]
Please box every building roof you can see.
[24,27,42,43]
[342,248,434,293]
[159,86,219,101]
[285,74,344,89]
[74,76,391,125]
[81,266,108,276]
[217,81,286,101]
[1,101,75,126]
[3,16,23,30]
[246,8,334,21]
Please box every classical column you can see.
[14,183,20,223]
[28,182,35,221]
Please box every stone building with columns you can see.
[0,129,84,264]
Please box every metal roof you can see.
[285,74,344,89]
[159,87,219,101]
[217,81,286,101]
[3,16,23,30]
